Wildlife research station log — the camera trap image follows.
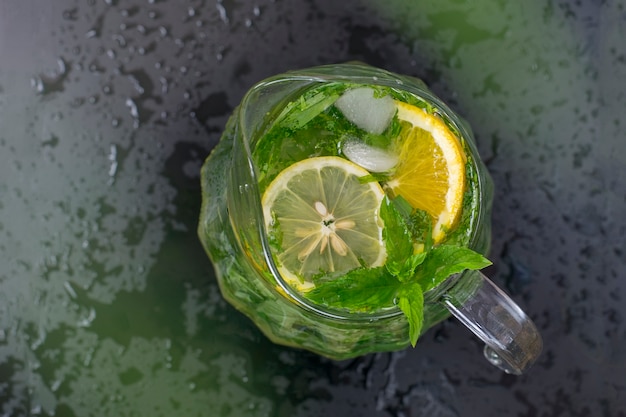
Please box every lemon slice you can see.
[262,156,386,291]
[386,101,466,243]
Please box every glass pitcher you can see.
[198,63,542,374]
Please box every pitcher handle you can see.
[442,270,543,374]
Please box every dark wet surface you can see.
[1,0,625,416]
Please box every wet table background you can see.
[1,0,625,416]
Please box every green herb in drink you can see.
[255,82,491,345]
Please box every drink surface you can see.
[251,81,490,341]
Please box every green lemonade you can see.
[199,65,494,359]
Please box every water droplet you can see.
[64,281,77,299]
[88,61,105,73]
[112,34,127,47]
[126,71,148,95]
[126,98,139,118]
[108,144,118,181]
[41,135,60,148]
[62,8,78,21]
[78,308,97,327]
[216,3,229,24]
[31,58,69,96]
[159,76,169,94]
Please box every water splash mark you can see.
[499,239,532,296]
[41,135,60,148]
[106,137,135,185]
[482,133,502,167]
[85,13,105,39]
[216,0,230,24]
[31,58,71,96]
[120,68,158,127]
[125,99,141,129]
[191,91,232,135]
[108,144,118,185]
[374,351,459,417]
[62,7,79,21]
[125,69,154,97]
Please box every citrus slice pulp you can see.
[386,101,466,243]
[261,156,387,291]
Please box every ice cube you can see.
[342,138,398,173]
[335,87,395,135]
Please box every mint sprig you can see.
[401,244,491,344]
[304,196,491,347]
[380,196,491,345]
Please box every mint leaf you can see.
[397,283,424,346]
[306,267,400,312]
[396,252,427,283]
[279,91,340,129]
[391,194,414,218]
[415,245,492,292]
[380,197,414,274]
